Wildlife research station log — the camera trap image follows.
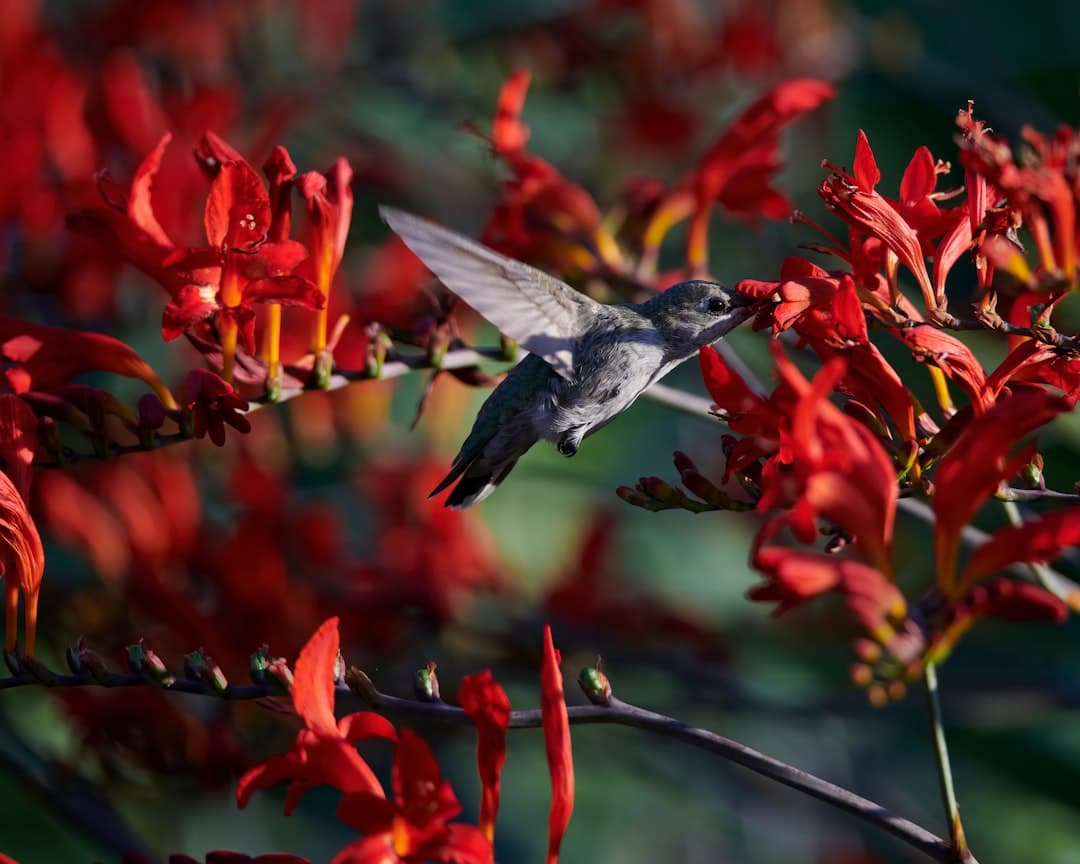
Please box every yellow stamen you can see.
[4,583,16,652]
[220,315,238,384]
[265,303,282,381]
[312,242,333,354]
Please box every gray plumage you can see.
[381,206,754,508]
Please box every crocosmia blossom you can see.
[237,617,397,813]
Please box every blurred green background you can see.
[3,1,1080,862]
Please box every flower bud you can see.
[414,661,441,702]
[345,666,378,707]
[578,660,612,705]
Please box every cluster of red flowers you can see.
[624,110,1080,701]
[234,617,573,864]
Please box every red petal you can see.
[933,388,1070,588]
[394,728,462,827]
[459,671,511,842]
[853,130,880,193]
[541,625,574,864]
[128,131,174,248]
[416,823,494,864]
[205,161,271,249]
[336,711,398,744]
[961,505,1080,586]
[0,469,44,653]
[899,146,936,203]
[242,276,323,308]
[292,617,340,735]
[492,69,532,154]
[162,286,217,340]
[0,395,39,500]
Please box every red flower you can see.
[67,132,184,295]
[334,728,492,864]
[646,79,834,273]
[541,624,574,864]
[698,345,791,478]
[890,323,989,412]
[162,156,323,376]
[178,369,251,446]
[479,70,620,275]
[0,468,44,654]
[761,348,898,574]
[236,617,397,813]
[297,158,354,356]
[458,671,511,843]
[932,387,1071,595]
[750,546,906,641]
[820,130,936,310]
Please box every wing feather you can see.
[380,206,601,379]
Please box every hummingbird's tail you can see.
[430,448,521,509]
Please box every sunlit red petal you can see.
[853,129,880,193]
[541,625,574,864]
[492,69,532,154]
[0,468,45,653]
[0,395,39,499]
[205,160,271,250]
[293,616,341,735]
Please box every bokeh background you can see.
[2,0,1080,861]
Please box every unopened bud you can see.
[201,655,229,694]
[265,657,294,693]
[850,663,874,688]
[345,666,378,707]
[414,662,440,702]
[183,650,205,681]
[79,646,111,684]
[250,645,271,685]
[578,659,612,705]
[851,638,882,665]
[886,680,906,702]
[867,684,888,707]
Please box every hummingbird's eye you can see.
[705,296,729,314]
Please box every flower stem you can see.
[924,661,969,861]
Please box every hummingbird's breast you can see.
[533,326,670,442]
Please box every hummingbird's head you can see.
[641,280,754,353]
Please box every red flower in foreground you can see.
[541,625,574,864]
[0,468,44,654]
[237,617,397,813]
[459,671,511,843]
[335,729,492,864]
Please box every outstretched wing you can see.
[380,206,603,380]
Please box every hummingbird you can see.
[381,207,754,509]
